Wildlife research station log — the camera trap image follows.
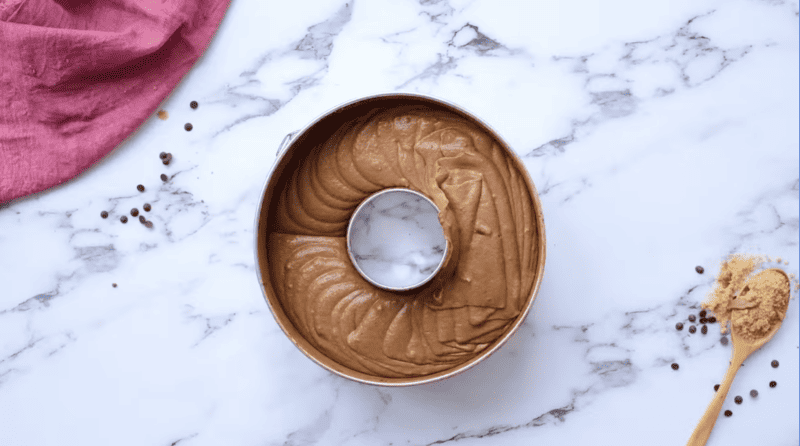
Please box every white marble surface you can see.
[348,189,446,290]
[0,0,798,445]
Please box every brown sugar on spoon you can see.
[730,272,790,341]
[702,255,762,334]
[702,255,791,339]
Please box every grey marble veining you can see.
[348,189,446,289]
[0,0,797,445]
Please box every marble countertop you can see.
[1,0,798,444]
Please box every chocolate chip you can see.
[120,216,128,223]
[724,410,732,417]
[671,363,679,370]
[771,360,779,368]
[139,215,146,223]
[701,325,708,335]
[190,101,198,109]
[162,158,170,166]
[699,310,707,317]
[750,390,758,397]
[143,203,151,212]
[130,208,139,217]
[688,314,696,322]
[769,381,777,388]
[101,211,108,219]
[144,221,154,229]
[159,152,168,160]
[708,316,716,323]
[161,174,168,181]
[734,396,742,404]
[112,283,117,288]
[714,384,720,391]
[137,184,145,192]
[676,322,684,331]
[720,336,728,345]
[696,266,704,274]
[689,325,696,333]
[184,123,193,131]
[700,318,708,324]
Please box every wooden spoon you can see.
[686,268,790,446]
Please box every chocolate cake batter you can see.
[268,108,538,378]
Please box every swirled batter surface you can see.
[269,108,538,377]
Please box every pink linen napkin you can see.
[0,0,230,204]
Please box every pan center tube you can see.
[346,188,447,291]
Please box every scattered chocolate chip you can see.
[696,266,704,274]
[771,360,779,368]
[750,390,758,397]
[701,325,708,335]
[159,152,168,160]
[120,216,128,223]
[699,310,707,317]
[143,203,151,212]
[190,100,198,109]
[769,381,777,388]
[100,211,108,219]
[734,396,742,404]
[689,325,697,333]
[721,337,729,345]
[714,384,720,391]
[676,322,684,331]
[184,123,193,131]
[130,208,139,217]
[163,158,170,166]
[671,363,679,370]
[724,410,732,417]
[708,316,716,323]
[137,184,145,192]
[700,317,708,324]
[112,283,117,288]
[688,314,696,322]
[144,221,154,229]
[139,215,146,223]
[161,173,168,181]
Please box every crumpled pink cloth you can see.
[0,0,230,204]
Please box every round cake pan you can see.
[254,92,547,386]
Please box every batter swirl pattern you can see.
[269,108,538,377]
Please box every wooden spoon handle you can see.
[686,348,749,446]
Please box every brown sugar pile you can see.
[702,254,793,341]
[730,269,789,341]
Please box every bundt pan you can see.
[254,93,546,386]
